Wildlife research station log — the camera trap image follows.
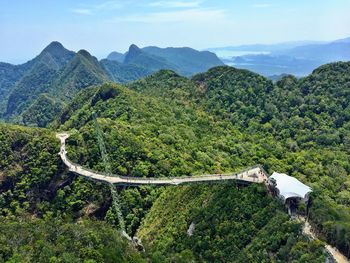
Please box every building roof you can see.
[270,172,312,202]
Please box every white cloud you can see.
[96,1,123,10]
[252,3,271,8]
[149,1,201,8]
[71,9,92,15]
[114,8,227,23]
[70,1,123,16]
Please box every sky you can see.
[1,0,350,64]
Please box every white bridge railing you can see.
[57,132,269,186]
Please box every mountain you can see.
[1,42,224,127]
[0,62,32,115]
[21,93,65,127]
[212,37,350,77]
[106,51,125,63]
[3,46,109,127]
[142,46,224,76]
[25,49,109,127]
[100,59,152,83]
[0,123,146,262]
[275,41,350,62]
[3,42,75,120]
[123,44,179,72]
[0,42,74,117]
[54,62,349,260]
[333,36,350,44]
[1,62,349,261]
[49,49,109,101]
[106,44,224,77]
[208,40,326,53]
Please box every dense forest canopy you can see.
[0,61,349,262]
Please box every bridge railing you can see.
[62,150,267,183]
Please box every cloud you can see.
[71,9,92,15]
[149,1,201,8]
[70,1,123,15]
[96,1,124,10]
[252,3,271,8]
[113,8,227,23]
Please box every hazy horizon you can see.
[1,0,350,64]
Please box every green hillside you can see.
[0,123,147,261]
[56,62,350,258]
[138,184,325,262]
[0,61,349,262]
[21,94,65,127]
[0,62,32,115]
[100,59,152,83]
[3,48,109,127]
[0,217,145,263]
[0,42,225,127]
[49,50,109,101]
[3,42,75,120]
[124,44,179,73]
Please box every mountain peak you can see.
[124,44,142,63]
[129,44,141,52]
[39,41,75,68]
[42,41,66,54]
[77,49,92,58]
[106,51,125,63]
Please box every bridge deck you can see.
[57,132,268,185]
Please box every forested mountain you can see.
[0,61,349,262]
[100,59,152,83]
[0,124,146,262]
[3,42,75,120]
[0,62,32,114]
[2,47,108,127]
[107,51,125,62]
[142,46,225,75]
[138,184,325,262]
[49,49,109,101]
[105,44,224,77]
[0,42,223,127]
[123,44,179,72]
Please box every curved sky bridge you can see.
[56,132,269,186]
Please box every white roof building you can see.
[269,172,312,203]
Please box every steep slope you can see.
[4,42,75,120]
[0,124,145,262]
[1,61,349,261]
[107,51,125,63]
[100,59,152,83]
[49,49,109,101]
[143,46,224,76]
[0,62,31,115]
[0,124,111,219]
[126,64,350,258]
[0,218,146,262]
[21,94,65,127]
[124,44,179,72]
[106,45,224,77]
[5,48,109,127]
[138,184,325,262]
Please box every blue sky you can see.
[1,0,350,63]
